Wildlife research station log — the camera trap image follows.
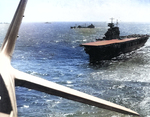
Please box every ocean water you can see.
[1,22,150,117]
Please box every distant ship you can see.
[71,24,95,29]
[0,22,9,24]
[80,19,149,63]
[45,22,51,24]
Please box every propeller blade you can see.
[14,69,139,116]
[0,0,28,116]
[1,0,28,57]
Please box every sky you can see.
[0,0,150,22]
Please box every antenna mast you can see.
[116,19,119,27]
[110,18,114,23]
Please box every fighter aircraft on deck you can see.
[0,0,139,116]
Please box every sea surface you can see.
[1,22,150,117]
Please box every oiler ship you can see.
[80,20,149,63]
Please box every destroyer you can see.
[80,19,149,63]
